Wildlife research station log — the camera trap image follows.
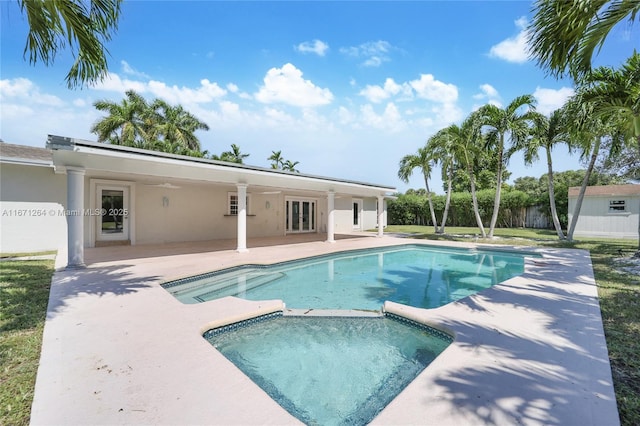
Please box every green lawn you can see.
[0,260,54,426]
[1,230,639,425]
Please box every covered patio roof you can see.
[46,135,396,198]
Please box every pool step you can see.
[170,271,286,303]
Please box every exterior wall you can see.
[568,195,640,239]
[0,163,391,256]
[330,196,386,234]
[362,198,379,231]
[131,184,286,245]
[317,197,328,233]
[81,179,388,246]
[333,197,354,233]
[0,163,67,254]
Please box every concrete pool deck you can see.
[30,234,619,425]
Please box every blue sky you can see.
[1,1,637,193]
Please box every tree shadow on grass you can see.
[0,260,53,333]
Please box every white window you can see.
[609,200,626,212]
[228,192,251,215]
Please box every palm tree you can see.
[525,109,573,239]
[282,160,300,173]
[152,100,209,151]
[216,144,249,164]
[441,113,487,238]
[398,146,439,233]
[268,150,284,169]
[566,120,605,242]
[91,90,152,147]
[528,0,640,78]
[478,95,537,238]
[576,52,640,146]
[426,130,456,234]
[19,0,122,88]
[565,57,639,248]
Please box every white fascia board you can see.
[0,157,54,168]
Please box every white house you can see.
[0,136,395,268]
[568,184,640,240]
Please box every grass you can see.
[385,225,640,425]
[1,231,638,424]
[0,260,54,426]
[0,251,56,259]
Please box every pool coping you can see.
[30,236,619,425]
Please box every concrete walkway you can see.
[30,235,619,425]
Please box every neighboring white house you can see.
[568,184,640,240]
[0,136,395,268]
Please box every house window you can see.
[609,200,626,212]
[228,192,251,215]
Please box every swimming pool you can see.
[204,312,452,425]
[163,244,534,310]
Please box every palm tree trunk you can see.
[488,139,504,238]
[567,138,600,241]
[545,146,565,239]
[438,167,454,234]
[468,165,486,238]
[424,173,439,233]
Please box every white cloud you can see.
[295,39,329,56]
[91,73,148,93]
[354,74,461,130]
[92,74,227,105]
[263,107,295,125]
[121,60,150,79]
[431,102,464,125]
[409,74,458,104]
[72,98,88,107]
[533,86,574,116]
[360,102,406,132]
[226,82,252,99]
[219,100,240,115]
[472,83,502,108]
[359,78,408,103]
[338,106,355,125]
[0,78,65,107]
[473,83,499,99]
[254,63,333,107]
[489,17,530,63]
[0,77,99,145]
[147,79,227,105]
[340,41,394,67]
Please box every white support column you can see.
[236,183,248,252]
[67,167,86,268]
[377,195,385,238]
[327,191,335,243]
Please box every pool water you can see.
[204,313,452,425]
[165,244,533,310]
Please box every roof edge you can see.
[47,135,396,192]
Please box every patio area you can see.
[30,234,619,425]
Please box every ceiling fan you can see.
[143,182,181,189]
